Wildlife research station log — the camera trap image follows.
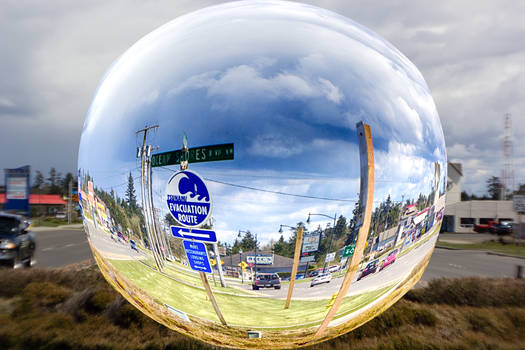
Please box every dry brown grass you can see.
[0,263,524,350]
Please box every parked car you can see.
[310,272,332,287]
[0,213,36,268]
[308,269,321,278]
[357,259,379,280]
[380,249,398,270]
[328,265,340,273]
[252,273,281,290]
[296,273,305,279]
[489,222,513,235]
[55,212,66,219]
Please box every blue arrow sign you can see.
[170,226,217,243]
[183,240,212,273]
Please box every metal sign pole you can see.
[199,272,227,325]
[284,226,304,309]
[213,242,227,287]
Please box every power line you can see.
[157,166,357,203]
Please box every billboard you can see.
[246,254,273,265]
[302,232,320,253]
[4,166,30,216]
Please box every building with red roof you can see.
[0,194,67,216]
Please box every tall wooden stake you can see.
[285,226,304,309]
[315,122,375,336]
[199,271,227,325]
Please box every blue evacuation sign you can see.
[183,240,212,273]
[166,169,212,227]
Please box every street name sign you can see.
[342,244,355,258]
[183,240,212,273]
[166,169,212,227]
[171,226,217,243]
[152,143,234,167]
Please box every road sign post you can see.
[285,226,303,309]
[316,122,375,336]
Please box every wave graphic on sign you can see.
[178,172,210,202]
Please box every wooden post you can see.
[285,226,304,309]
[199,271,227,325]
[315,122,375,336]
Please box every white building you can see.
[443,163,519,232]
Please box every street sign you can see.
[166,169,212,227]
[325,252,336,263]
[238,261,248,269]
[514,195,525,213]
[183,240,212,273]
[170,226,217,243]
[152,143,234,167]
[342,244,355,258]
[300,255,315,263]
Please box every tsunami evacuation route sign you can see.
[166,169,212,228]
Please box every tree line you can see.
[461,176,525,201]
[31,167,77,197]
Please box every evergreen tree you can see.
[33,171,44,190]
[125,172,137,210]
[240,231,257,251]
[272,235,288,256]
[487,176,502,200]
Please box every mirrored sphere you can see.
[78,1,447,348]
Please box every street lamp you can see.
[278,224,295,234]
[307,212,337,273]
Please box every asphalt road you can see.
[420,246,523,281]
[32,228,524,285]
[33,227,92,268]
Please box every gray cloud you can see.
[1,0,523,194]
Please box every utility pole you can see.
[136,124,164,271]
[68,179,72,224]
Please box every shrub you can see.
[404,277,525,307]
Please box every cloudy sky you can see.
[2,0,523,199]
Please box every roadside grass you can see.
[31,217,82,227]
[1,266,524,350]
[436,239,525,257]
[109,258,392,328]
[138,257,253,296]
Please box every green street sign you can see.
[342,244,355,258]
[151,143,234,167]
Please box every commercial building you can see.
[443,163,519,232]
[0,193,67,216]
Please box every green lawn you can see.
[436,240,525,257]
[109,259,394,328]
[138,256,252,296]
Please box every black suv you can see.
[252,273,281,290]
[0,213,36,268]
